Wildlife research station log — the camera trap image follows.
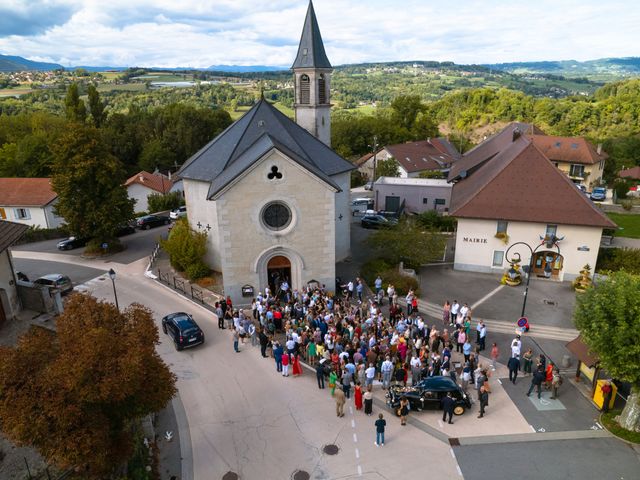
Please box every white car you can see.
[170,206,187,220]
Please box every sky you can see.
[0,0,639,68]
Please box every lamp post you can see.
[505,235,562,319]
[108,268,120,311]
[368,135,379,186]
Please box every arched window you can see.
[299,74,310,104]
[318,74,327,104]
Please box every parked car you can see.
[361,214,398,229]
[136,214,170,229]
[364,181,374,191]
[33,274,73,295]
[590,187,607,201]
[386,376,471,416]
[115,223,136,237]
[15,271,29,282]
[170,206,187,220]
[351,198,374,216]
[57,236,88,250]
[162,312,205,351]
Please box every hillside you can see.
[0,54,63,72]
[484,57,640,80]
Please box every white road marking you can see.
[353,433,358,443]
[450,448,455,459]
[357,465,362,476]
[471,285,505,310]
[349,406,354,414]
[355,448,360,459]
[438,420,444,428]
[456,465,463,477]
[595,422,603,429]
[538,427,546,432]
[498,379,502,385]
[529,424,536,432]
[351,419,355,428]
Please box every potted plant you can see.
[501,259,522,286]
[573,264,592,293]
[494,232,510,245]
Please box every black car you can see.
[386,376,471,416]
[136,214,170,230]
[57,236,88,250]
[162,312,205,351]
[115,222,136,237]
[361,214,398,229]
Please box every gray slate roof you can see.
[178,99,354,198]
[0,220,28,253]
[291,1,332,69]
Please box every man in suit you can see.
[478,385,489,418]
[508,354,521,384]
[316,361,325,389]
[334,385,346,417]
[527,366,546,399]
[441,392,455,424]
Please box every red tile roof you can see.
[385,138,460,173]
[0,178,58,206]
[450,137,616,228]
[619,166,640,180]
[0,220,29,253]
[530,135,606,165]
[125,171,173,194]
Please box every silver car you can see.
[33,274,73,295]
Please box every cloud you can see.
[0,0,638,67]
[0,1,78,36]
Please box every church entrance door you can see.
[267,255,291,297]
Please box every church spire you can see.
[291,0,331,69]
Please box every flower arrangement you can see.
[494,232,510,244]
[573,264,593,293]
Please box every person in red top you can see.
[281,351,290,377]
[354,382,363,410]
[545,362,554,389]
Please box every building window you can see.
[422,198,428,205]
[318,73,327,104]
[492,250,504,267]
[569,164,585,178]
[435,198,446,205]
[496,221,508,234]
[14,208,30,220]
[299,74,310,104]
[546,224,557,238]
[262,202,292,231]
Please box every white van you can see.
[351,198,374,216]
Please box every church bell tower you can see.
[292,0,332,147]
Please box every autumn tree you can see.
[0,295,177,477]
[64,82,86,123]
[574,271,640,432]
[51,124,134,245]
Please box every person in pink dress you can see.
[354,382,363,410]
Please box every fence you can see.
[157,268,219,308]
[148,242,160,269]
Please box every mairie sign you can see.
[462,237,487,243]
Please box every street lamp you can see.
[108,268,120,311]
[505,235,562,318]
[368,135,379,185]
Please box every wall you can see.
[373,182,452,214]
[0,250,20,320]
[454,218,602,280]
[183,178,222,271]
[127,183,154,213]
[0,204,55,229]
[43,203,64,228]
[214,149,336,301]
[333,171,351,261]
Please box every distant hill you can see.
[207,65,285,72]
[0,54,63,72]
[484,57,640,77]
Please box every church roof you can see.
[291,0,332,69]
[178,99,354,198]
[450,136,616,228]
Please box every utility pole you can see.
[370,135,379,185]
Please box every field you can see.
[607,212,640,238]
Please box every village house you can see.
[125,171,174,213]
[0,178,63,229]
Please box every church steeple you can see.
[291,0,332,69]
[292,0,333,147]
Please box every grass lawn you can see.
[606,213,640,238]
[600,410,640,444]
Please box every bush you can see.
[415,210,457,232]
[161,219,209,281]
[16,225,69,244]
[360,259,419,296]
[614,178,633,200]
[361,259,392,285]
[596,247,640,274]
[621,200,634,211]
[147,191,184,213]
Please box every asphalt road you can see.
[12,258,105,286]
[456,437,640,480]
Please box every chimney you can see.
[512,128,521,142]
[597,143,603,155]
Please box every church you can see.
[178,1,354,301]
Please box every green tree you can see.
[0,294,176,477]
[64,83,86,122]
[51,125,134,243]
[161,219,210,280]
[376,157,400,178]
[147,191,184,213]
[367,218,446,268]
[574,271,640,432]
[87,84,106,127]
[391,94,426,132]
